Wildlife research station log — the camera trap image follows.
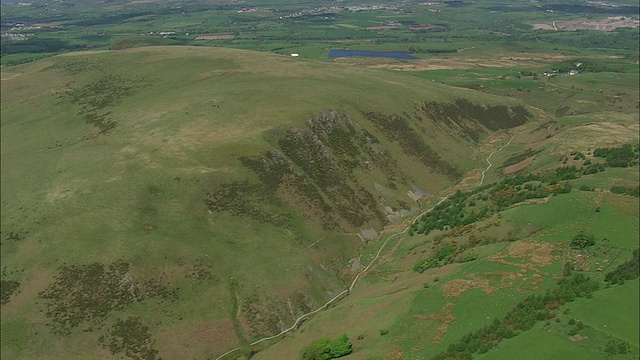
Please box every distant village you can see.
[0,22,41,41]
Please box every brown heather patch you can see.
[193,319,239,348]
[441,270,531,298]
[385,347,405,360]
[484,271,522,290]
[504,240,558,267]
[440,275,491,297]
[156,319,240,359]
[569,334,589,342]
[427,302,456,343]
[275,176,338,230]
[517,273,545,294]
[455,168,483,190]
[39,261,177,335]
[485,239,561,277]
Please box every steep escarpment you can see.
[200,102,532,343]
[207,111,393,233]
[418,99,532,142]
[205,102,531,236]
[0,46,534,360]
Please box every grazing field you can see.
[572,279,640,348]
[480,327,606,360]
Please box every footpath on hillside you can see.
[215,129,523,360]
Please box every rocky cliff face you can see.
[205,102,531,234]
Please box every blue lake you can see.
[328,49,418,60]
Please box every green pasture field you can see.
[334,23,360,29]
[588,195,640,250]
[389,230,566,358]
[506,190,601,235]
[481,281,640,360]
[572,167,639,188]
[480,327,605,360]
[572,279,640,348]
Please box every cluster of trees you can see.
[543,28,639,52]
[433,274,600,359]
[593,143,639,168]
[605,338,632,355]
[410,190,489,236]
[610,185,640,197]
[300,334,352,360]
[605,249,639,285]
[566,317,585,336]
[581,162,606,175]
[579,184,596,192]
[553,163,606,179]
[554,165,581,180]
[410,168,581,257]
[413,245,462,273]
[569,231,596,249]
[491,179,571,211]
[570,150,586,161]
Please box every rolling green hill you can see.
[0,46,537,359]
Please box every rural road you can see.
[215,130,521,360]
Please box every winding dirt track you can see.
[215,131,521,360]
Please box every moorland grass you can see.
[2,46,537,358]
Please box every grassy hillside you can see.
[0,46,535,359]
[254,89,639,359]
